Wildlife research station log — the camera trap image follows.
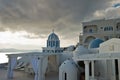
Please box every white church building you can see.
[6,19,120,80]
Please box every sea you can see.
[0,51,41,64]
[0,52,21,64]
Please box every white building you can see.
[80,18,120,47]
[7,18,120,80]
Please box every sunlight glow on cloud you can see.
[0,31,46,49]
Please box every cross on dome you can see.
[52,29,54,33]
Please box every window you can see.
[104,27,107,31]
[65,73,67,80]
[56,41,59,47]
[115,60,118,75]
[55,50,57,53]
[116,23,120,31]
[110,26,113,30]
[89,29,93,33]
[101,27,103,29]
[104,36,109,40]
[104,26,113,31]
[49,41,50,46]
[51,50,54,53]
[53,41,55,47]
[47,41,49,47]
[43,50,45,52]
[47,50,50,53]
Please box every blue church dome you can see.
[48,32,59,41]
[47,32,60,48]
[89,38,104,48]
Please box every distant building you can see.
[80,18,120,47]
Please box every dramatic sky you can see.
[0,0,120,50]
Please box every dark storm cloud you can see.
[0,0,119,40]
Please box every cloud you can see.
[90,6,120,20]
[0,0,120,44]
[113,3,120,8]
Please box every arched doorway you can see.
[84,36,96,44]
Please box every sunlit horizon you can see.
[0,31,77,50]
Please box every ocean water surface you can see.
[0,52,22,64]
[0,51,41,64]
